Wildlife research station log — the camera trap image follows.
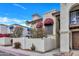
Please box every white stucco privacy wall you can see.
[12,37,57,52]
[12,38,21,47]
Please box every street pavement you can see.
[0,46,59,56]
[0,46,29,56]
[0,50,15,56]
[0,46,79,56]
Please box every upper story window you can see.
[45,25,53,35]
[76,11,79,23]
[70,10,79,25]
[44,18,54,35]
[70,12,77,24]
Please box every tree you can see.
[30,28,47,38]
[36,28,47,38]
[11,27,23,38]
[30,28,37,38]
[25,21,29,25]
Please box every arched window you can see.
[45,25,53,35]
[44,18,54,26]
[44,18,54,35]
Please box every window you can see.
[45,25,53,35]
[70,12,77,24]
[70,10,79,25]
[76,11,79,23]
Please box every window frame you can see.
[70,9,79,25]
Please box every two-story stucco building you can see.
[0,24,11,46]
[60,3,79,52]
[43,10,60,48]
[26,10,60,51]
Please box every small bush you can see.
[31,44,35,51]
[14,42,21,49]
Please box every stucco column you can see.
[60,4,70,52]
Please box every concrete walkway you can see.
[71,50,79,56]
[0,46,59,56]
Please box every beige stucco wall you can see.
[43,10,60,48]
[60,3,79,52]
[43,12,56,36]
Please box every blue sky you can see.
[0,3,60,26]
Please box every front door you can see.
[72,31,79,49]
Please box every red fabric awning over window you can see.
[0,34,10,37]
[44,18,54,26]
[36,21,43,28]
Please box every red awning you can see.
[0,34,10,37]
[36,21,43,28]
[44,18,54,26]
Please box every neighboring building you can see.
[0,24,11,46]
[10,24,32,37]
[27,14,43,29]
[22,27,32,37]
[0,23,32,46]
[60,3,79,52]
[0,24,10,34]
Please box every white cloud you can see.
[13,19,22,23]
[20,23,26,26]
[0,17,9,23]
[0,17,26,26]
[13,3,26,10]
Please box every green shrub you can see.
[11,27,23,38]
